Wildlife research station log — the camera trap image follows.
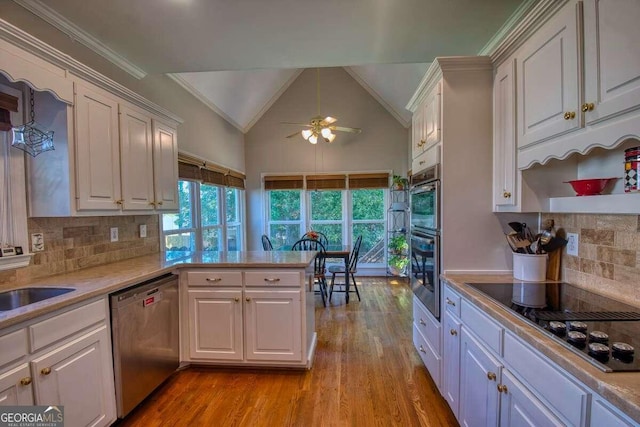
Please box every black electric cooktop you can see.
[465,282,640,372]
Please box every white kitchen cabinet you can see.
[442,311,461,417]
[498,369,563,427]
[459,328,502,427]
[74,81,122,211]
[188,289,243,361]
[492,57,518,211]
[31,325,115,427]
[152,121,179,211]
[244,289,302,362]
[583,0,640,126]
[423,82,441,149]
[119,104,155,211]
[517,2,581,149]
[591,396,638,427]
[412,296,441,389]
[0,364,34,406]
[411,99,426,160]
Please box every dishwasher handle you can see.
[110,273,177,308]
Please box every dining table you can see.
[323,244,351,303]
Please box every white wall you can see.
[244,67,409,249]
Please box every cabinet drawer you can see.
[411,144,440,174]
[187,270,242,287]
[245,271,301,287]
[413,323,441,388]
[29,299,106,352]
[443,286,461,317]
[413,297,441,354]
[0,329,28,367]
[460,299,503,355]
[503,331,588,426]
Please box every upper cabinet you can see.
[491,0,640,213]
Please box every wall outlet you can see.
[139,224,147,238]
[110,227,119,242]
[567,233,579,256]
[31,233,44,252]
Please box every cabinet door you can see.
[120,105,155,211]
[74,83,122,211]
[0,364,34,406]
[459,329,501,427]
[517,3,580,148]
[493,58,518,209]
[31,325,116,427]
[442,312,461,418]
[424,82,441,148]
[187,289,243,361]
[591,397,637,427]
[412,102,426,159]
[244,289,302,362]
[583,0,640,124]
[498,370,563,427]
[152,120,179,211]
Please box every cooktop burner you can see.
[465,282,640,372]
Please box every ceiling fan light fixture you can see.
[326,133,336,143]
[308,134,318,144]
[301,129,313,140]
[320,127,332,138]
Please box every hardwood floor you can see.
[116,277,458,427]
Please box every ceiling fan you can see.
[283,68,362,144]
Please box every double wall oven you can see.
[410,165,440,319]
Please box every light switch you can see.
[566,233,578,256]
[110,227,119,242]
[140,224,147,238]
[31,233,44,252]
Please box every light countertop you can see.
[442,273,640,424]
[0,251,316,329]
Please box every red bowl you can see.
[564,178,618,196]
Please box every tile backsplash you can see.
[543,213,639,308]
[0,215,159,289]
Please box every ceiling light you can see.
[326,133,336,143]
[308,134,318,144]
[301,129,313,140]
[321,127,332,138]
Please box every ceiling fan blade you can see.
[332,126,362,134]
[322,116,337,125]
[285,131,302,138]
[280,121,312,127]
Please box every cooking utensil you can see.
[541,236,568,253]
[564,178,618,196]
[507,232,532,253]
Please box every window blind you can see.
[348,173,390,189]
[264,175,304,190]
[306,174,347,190]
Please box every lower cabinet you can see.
[0,298,116,427]
[442,311,461,417]
[412,296,441,388]
[499,370,563,427]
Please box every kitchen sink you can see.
[0,287,75,311]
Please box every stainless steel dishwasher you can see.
[110,273,179,418]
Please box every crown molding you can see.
[479,0,568,65]
[244,69,304,132]
[0,18,182,124]
[343,67,410,128]
[12,0,147,79]
[167,74,244,132]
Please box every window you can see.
[309,190,343,245]
[351,189,385,264]
[162,180,244,252]
[266,190,303,250]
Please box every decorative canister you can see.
[624,146,640,193]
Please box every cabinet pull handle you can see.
[487,372,496,381]
[446,298,456,306]
[20,377,32,386]
[115,200,123,205]
[419,160,425,165]
[450,329,458,336]
[206,277,222,282]
[419,345,426,354]
[419,318,426,326]
[234,297,240,302]
[264,278,281,283]
[497,384,508,393]
[563,111,576,120]
[246,297,251,302]
[581,102,595,112]
[149,201,156,207]
[157,201,163,206]
[502,190,511,199]
[41,367,51,376]
[418,139,426,147]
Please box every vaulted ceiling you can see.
[12,0,528,131]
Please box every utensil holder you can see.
[513,253,547,282]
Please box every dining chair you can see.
[328,235,362,302]
[291,238,328,307]
[261,234,274,251]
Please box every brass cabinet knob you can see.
[497,384,508,393]
[149,201,157,207]
[419,345,426,354]
[115,200,123,205]
[563,111,576,120]
[157,201,163,206]
[417,139,426,147]
[581,102,595,112]
[246,297,251,302]
[20,377,32,386]
[419,318,426,326]
[446,298,456,306]
[450,329,458,336]
[234,297,240,302]
[503,190,511,199]
[41,367,51,375]
[487,372,496,381]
